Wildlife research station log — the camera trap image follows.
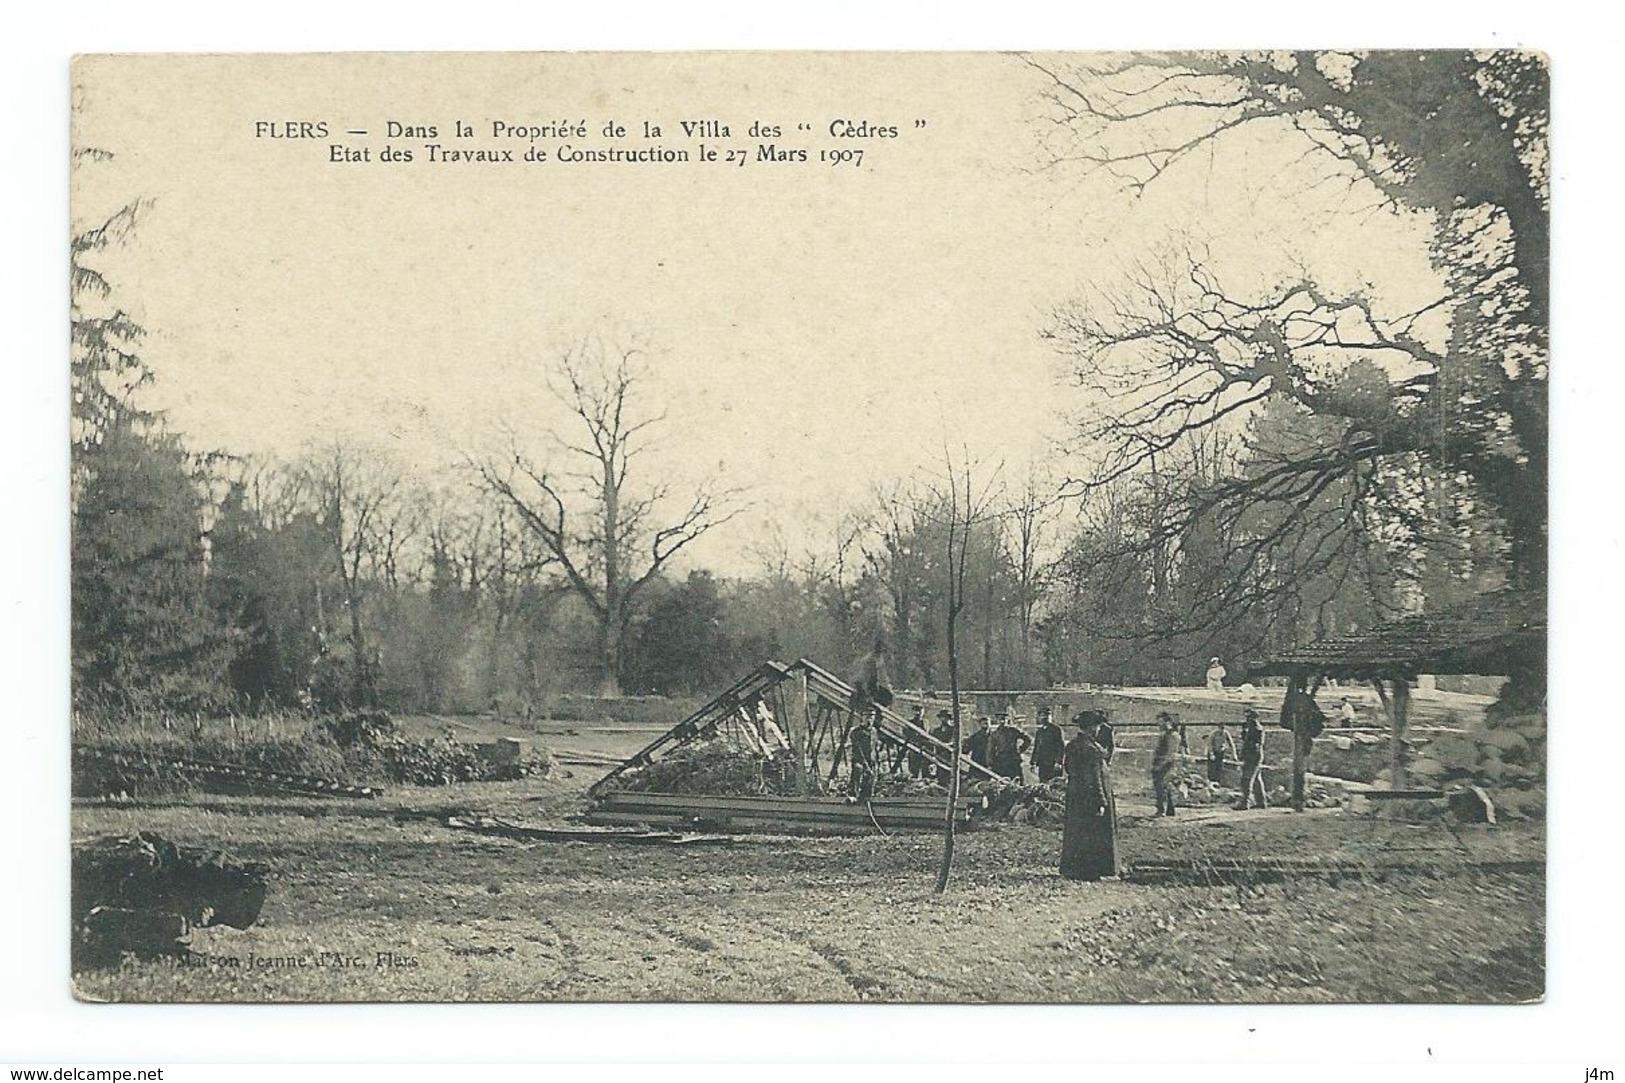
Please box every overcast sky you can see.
[72,52,1444,573]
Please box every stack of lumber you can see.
[441,813,731,847]
[585,790,978,833]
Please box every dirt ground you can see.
[71,716,1544,1004]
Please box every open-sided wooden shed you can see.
[1248,588,1545,800]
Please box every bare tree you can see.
[1030,50,1548,592]
[931,450,1004,895]
[1048,251,1445,641]
[478,335,739,695]
[296,444,417,707]
[866,483,933,687]
[1007,465,1063,686]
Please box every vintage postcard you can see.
[69,51,1547,1003]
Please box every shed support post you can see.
[1392,678,1410,790]
[1291,676,1310,812]
[1279,675,1308,812]
[1372,678,1408,789]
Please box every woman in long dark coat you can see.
[1059,710,1119,881]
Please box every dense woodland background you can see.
[70,52,1546,718]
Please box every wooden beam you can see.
[1392,678,1411,790]
[1371,678,1408,789]
[597,791,980,813]
[791,669,810,796]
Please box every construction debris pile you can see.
[979,780,1065,825]
[1169,769,1244,808]
[1263,778,1345,810]
[74,745,386,800]
[72,832,270,968]
[75,711,553,800]
[326,712,554,787]
[586,659,1002,832]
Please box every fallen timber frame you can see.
[74,745,384,799]
[587,657,1005,798]
[440,813,733,847]
[586,790,980,833]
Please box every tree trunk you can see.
[600,455,622,696]
[597,621,622,697]
[935,606,963,896]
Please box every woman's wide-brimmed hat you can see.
[1072,709,1109,729]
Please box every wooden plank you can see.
[596,791,979,813]
[582,809,971,833]
[441,815,732,846]
[593,801,954,827]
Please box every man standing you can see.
[989,713,1032,783]
[1031,706,1066,783]
[1096,709,1116,763]
[1235,707,1268,810]
[928,709,956,780]
[964,716,993,769]
[898,704,930,778]
[1207,720,1238,783]
[847,706,880,803]
[1151,712,1181,817]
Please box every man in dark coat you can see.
[988,713,1032,782]
[964,716,993,768]
[1095,710,1117,763]
[1235,707,1268,810]
[1151,711,1181,816]
[900,704,930,778]
[847,706,879,803]
[1031,706,1066,783]
[927,709,956,780]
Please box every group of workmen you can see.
[847,704,1056,794]
[845,700,1276,814]
[1152,707,1271,814]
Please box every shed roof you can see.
[1247,588,1545,679]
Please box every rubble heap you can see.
[1375,701,1546,819]
[610,742,800,797]
[326,710,554,786]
